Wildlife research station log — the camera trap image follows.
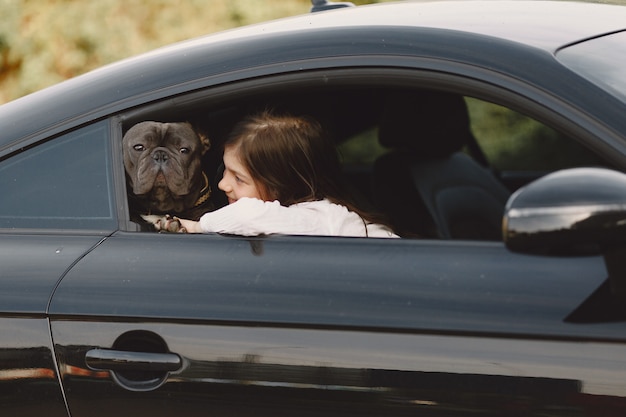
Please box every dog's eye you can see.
[133,144,145,151]
[180,147,190,154]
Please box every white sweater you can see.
[198,197,398,238]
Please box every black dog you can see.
[123,121,216,226]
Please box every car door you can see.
[0,120,119,416]
[49,229,626,416]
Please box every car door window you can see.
[0,121,116,230]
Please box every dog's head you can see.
[123,121,211,215]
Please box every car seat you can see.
[371,90,511,240]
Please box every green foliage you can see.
[337,128,386,165]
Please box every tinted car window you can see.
[466,98,606,171]
[0,121,116,230]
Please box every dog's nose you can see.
[152,150,169,164]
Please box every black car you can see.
[2,1,626,416]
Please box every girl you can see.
[155,110,397,238]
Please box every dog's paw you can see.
[141,214,187,233]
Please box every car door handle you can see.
[85,348,182,372]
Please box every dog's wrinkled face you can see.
[123,121,211,213]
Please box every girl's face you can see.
[218,146,264,204]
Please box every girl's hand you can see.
[178,218,202,233]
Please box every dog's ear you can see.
[186,122,211,155]
[197,131,211,155]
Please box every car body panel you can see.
[0,234,105,313]
[557,31,626,101]
[49,232,620,341]
[198,0,626,50]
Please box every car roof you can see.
[1,0,625,152]
[202,0,626,50]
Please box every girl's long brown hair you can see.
[224,110,393,231]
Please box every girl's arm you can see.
[178,218,203,233]
[198,197,302,236]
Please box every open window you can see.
[118,71,611,239]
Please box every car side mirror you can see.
[503,167,626,296]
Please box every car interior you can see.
[371,90,511,240]
[119,79,609,239]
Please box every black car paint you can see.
[50,233,610,339]
[0,234,106,313]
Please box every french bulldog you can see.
[123,121,215,226]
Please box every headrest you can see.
[378,90,472,159]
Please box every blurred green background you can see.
[0,0,388,104]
